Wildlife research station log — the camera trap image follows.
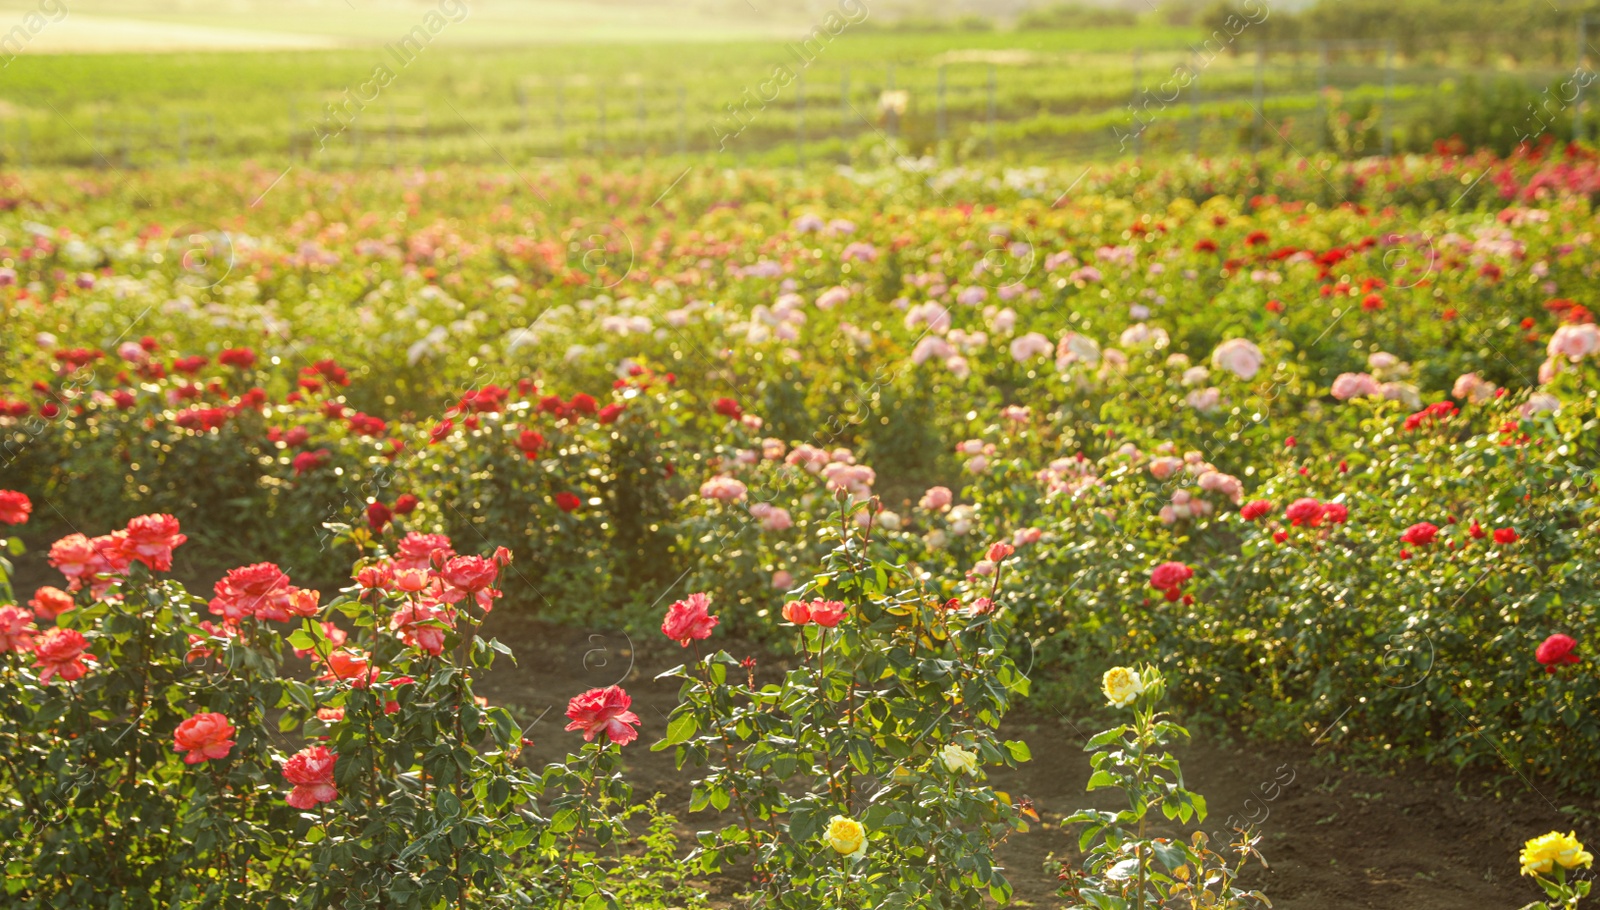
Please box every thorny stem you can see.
[691,641,762,860]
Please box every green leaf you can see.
[1003,740,1031,762]
[657,712,698,749]
[550,808,580,834]
[1086,727,1126,750]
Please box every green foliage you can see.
[1055,665,1269,910]
[0,543,694,909]
[655,502,1033,907]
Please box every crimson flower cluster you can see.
[1149,561,1194,603]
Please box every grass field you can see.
[0,2,1572,169]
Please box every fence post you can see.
[1316,40,1328,151]
[1382,39,1395,156]
[937,64,947,143]
[1251,43,1265,157]
[796,70,806,168]
[986,64,997,158]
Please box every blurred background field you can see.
[0,0,1592,168]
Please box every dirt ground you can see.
[479,612,1592,910]
[6,543,1591,909]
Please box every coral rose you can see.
[283,745,339,809]
[0,605,34,654]
[120,513,187,572]
[173,712,237,765]
[661,592,719,647]
[563,686,641,746]
[33,627,96,682]
[28,586,75,621]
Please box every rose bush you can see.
[3,148,1600,804]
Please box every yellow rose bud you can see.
[1102,666,1145,708]
[1520,831,1593,877]
[938,743,979,776]
[825,815,867,860]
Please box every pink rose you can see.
[1211,338,1264,380]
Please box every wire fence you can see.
[0,39,1582,170]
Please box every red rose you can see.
[1149,561,1193,593]
[1240,499,1272,521]
[598,403,624,425]
[516,430,545,459]
[1322,502,1348,524]
[554,492,582,513]
[218,348,256,369]
[0,490,32,525]
[661,592,719,646]
[713,397,743,420]
[1284,497,1326,527]
[292,449,330,476]
[568,393,598,416]
[1400,522,1438,546]
[367,501,393,533]
[393,493,419,515]
[563,686,641,746]
[1493,527,1518,544]
[1535,634,1579,673]
[986,541,1015,563]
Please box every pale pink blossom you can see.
[1211,338,1264,380]
[1331,372,1381,400]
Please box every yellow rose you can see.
[825,815,867,860]
[1520,831,1593,877]
[1102,666,1145,708]
[938,743,979,776]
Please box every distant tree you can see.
[1016,3,1139,30]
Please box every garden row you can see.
[1,148,1598,802]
